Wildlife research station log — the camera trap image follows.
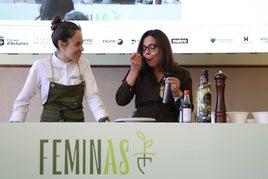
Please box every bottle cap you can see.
[184,90,190,95]
[202,69,208,75]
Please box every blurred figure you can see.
[72,0,102,4]
[80,0,102,3]
[163,0,180,4]
[35,0,74,20]
[14,0,27,2]
[111,0,135,4]
[0,0,27,2]
[64,10,89,20]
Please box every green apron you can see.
[41,81,85,122]
[41,58,85,122]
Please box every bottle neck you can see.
[183,94,191,103]
[201,75,209,84]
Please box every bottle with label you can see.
[194,76,202,122]
[178,97,184,122]
[198,69,211,123]
[180,90,192,123]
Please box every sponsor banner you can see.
[1,21,268,53]
[1,123,268,179]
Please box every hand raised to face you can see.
[129,53,143,73]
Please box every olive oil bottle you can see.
[198,69,211,122]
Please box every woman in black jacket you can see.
[115,29,193,122]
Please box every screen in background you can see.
[0,0,267,53]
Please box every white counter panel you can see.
[0,123,267,178]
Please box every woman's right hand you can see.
[130,53,142,73]
[125,53,143,86]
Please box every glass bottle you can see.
[194,76,202,122]
[162,71,171,104]
[181,90,192,123]
[198,69,211,123]
[178,97,184,122]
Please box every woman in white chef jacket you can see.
[9,15,110,122]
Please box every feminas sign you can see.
[39,131,155,176]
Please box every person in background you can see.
[72,0,112,4]
[78,0,102,4]
[64,10,89,20]
[115,29,193,122]
[9,16,110,122]
[13,0,27,2]
[110,0,135,4]
[35,0,74,20]
[0,0,28,2]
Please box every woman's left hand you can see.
[165,77,182,97]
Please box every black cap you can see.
[202,69,208,75]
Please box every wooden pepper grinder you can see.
[214,71,227,123]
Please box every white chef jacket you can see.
[9,53,109,122]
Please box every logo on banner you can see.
[117,39,123,45]
[103,39,116,43]
[210,37,233,43]
[210,38,216,43]
[171,38,188,44]
[241,36,252,45]
[6,38,29,46]
[243,36,249,42]
[131,39,140,44]
[103,38,124,45]
[33,37,51,47]
[134,131,155,174]
[0,36,4,46]
[260,37,268,43]
[39,131,155,176]
[83,38,93,45]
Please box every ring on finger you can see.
[171,84,177,89]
